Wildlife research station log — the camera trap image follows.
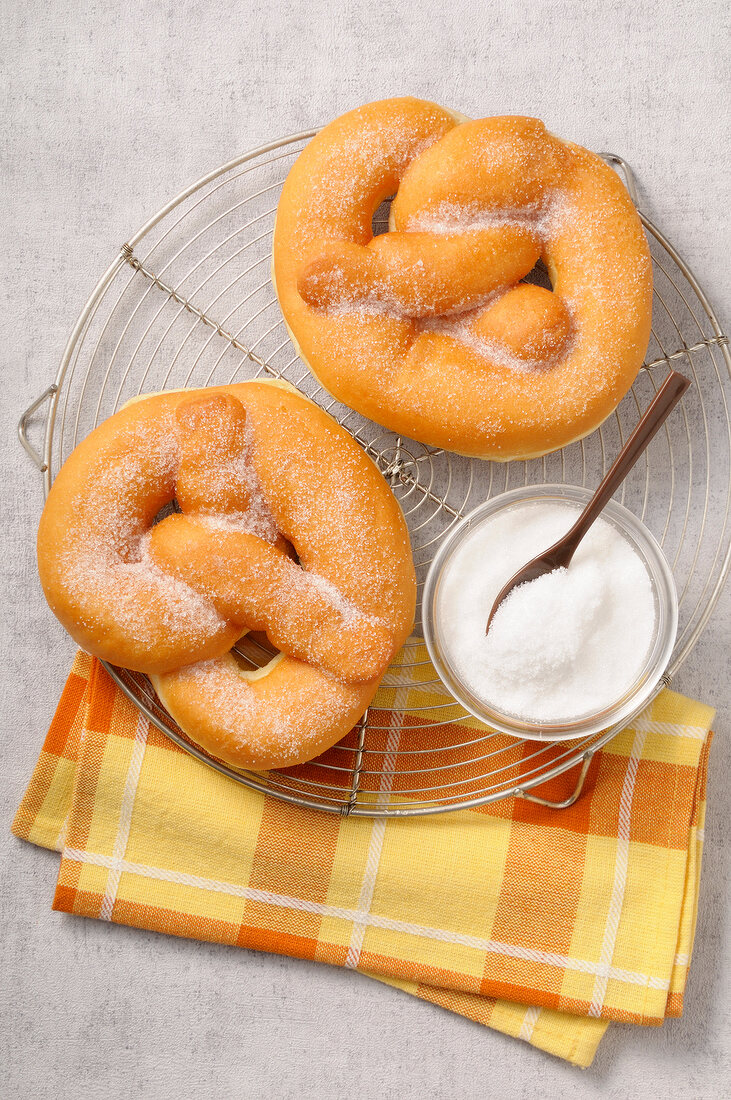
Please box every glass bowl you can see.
[422,484,678,741]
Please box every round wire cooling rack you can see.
[19,131,730,817]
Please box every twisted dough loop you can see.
[273,99,653,459]
[37,382,416,769]
[149,392,393,682]
[298,225,542,319]
[148,512,393,683]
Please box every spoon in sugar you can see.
[485,370,691,633]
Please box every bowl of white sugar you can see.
[422,485,678,740]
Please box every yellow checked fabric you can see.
[13,651,713,1068]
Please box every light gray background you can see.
[2,1,729,1097]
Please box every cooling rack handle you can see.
[18,384,57,472]
[600,152,640,208]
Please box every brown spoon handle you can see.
[558,370,692,565]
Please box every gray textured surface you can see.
[1,1,730,1096]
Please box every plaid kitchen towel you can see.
[13,650,713,1068]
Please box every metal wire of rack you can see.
[18,131,730,817]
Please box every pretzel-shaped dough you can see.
[273,98,653,460]
[37,382,416,769]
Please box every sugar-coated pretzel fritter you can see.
[273,98,652,460]
[37,381,416,769]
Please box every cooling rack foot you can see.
[516,752,594,809]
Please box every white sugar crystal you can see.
[437,501,657,722]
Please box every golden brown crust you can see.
[37,381,416,769]
[273,99,653,460]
